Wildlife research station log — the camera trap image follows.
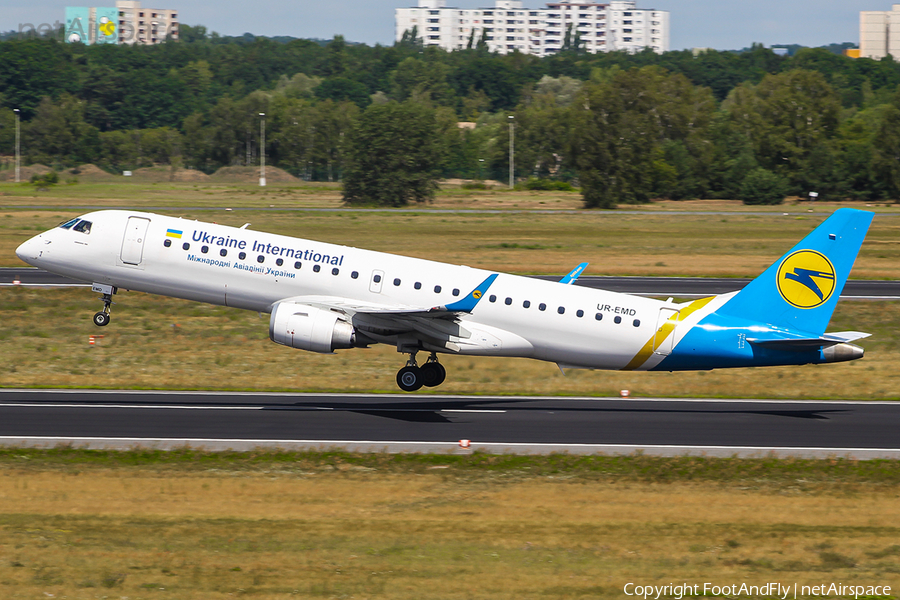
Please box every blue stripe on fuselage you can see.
[651,312,823,371]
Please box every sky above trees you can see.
[0,0,880,50]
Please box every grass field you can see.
[1,287,898,398]
[0,450,899,599]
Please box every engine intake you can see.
[269,302,356,354]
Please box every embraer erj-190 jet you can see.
[16,208,873,392]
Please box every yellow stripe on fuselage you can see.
[621,296,716,371]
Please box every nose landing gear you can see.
[396,352,446,392]
[91,283,116,327]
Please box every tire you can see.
[397,366,423,392]
[93,311,110,327]
[420,362,446,387]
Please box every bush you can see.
[739,168,788,205]
[461,181,491,190]
[516,177,577,191]
[29,171,59,188]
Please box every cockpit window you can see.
[59,218,79,230]
[73,220,92,234]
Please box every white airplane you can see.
[15,208,873,392]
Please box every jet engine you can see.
[269,302,356,353]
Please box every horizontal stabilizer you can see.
[747,331,870,350]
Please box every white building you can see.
[117,0,179,45]
[860,4,900,59]
[395,0,669,56]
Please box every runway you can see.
[1,390,898,459]
[3,268,900,299]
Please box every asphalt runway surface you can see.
[3,268,900,298]
[1,390,898,459]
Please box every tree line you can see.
[3,32,900,205]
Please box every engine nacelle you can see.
[269,302,356,354]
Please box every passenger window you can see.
[434,285,442,293]
[452,288,460,297]
[182,243,190,251]
[489,295,497,303]
[595,313,603,321]
[59,218,79,230]
[164,239,172,247]
[633,319,641,327]
[313,264,321,272]
[332,268,339,275]
[276,258,283,266]
[414,282,422,290]
[351,271,359,279]
[539,303,546,311]
[73,220,92,234]
[220,249,228,257]
[201,245,209,254]
[523,300,531,308]
[614,316,622,324]
[374,274,382,283]
[576,309,584,318]
[505,297,512,305]
[239,252,247,260]
[558,306,565,314]
[257,255,265,263]
[294,261,302,269]
[393,278,401,286]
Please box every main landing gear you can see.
[91,283,117,327]
[396,352,447,392]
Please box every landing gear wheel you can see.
[420,362,446,387]
[397,366,423,392]
[93,311,110,327]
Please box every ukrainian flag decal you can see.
[776,249,836,309]
[166,229,183,239]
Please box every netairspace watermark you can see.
[624,582,893,599]
[15,22,162,42]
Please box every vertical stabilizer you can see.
[717,208,873,335]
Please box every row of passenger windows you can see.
[166,239,360,278]
[166,238,640,326]
[487,293,640,326]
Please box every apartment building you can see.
[860,4,900,59]
[395,0,669,56]
[116,0,179,45]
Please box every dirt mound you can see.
[129,166,210,182]
[0,164,51,182]
[210,165,298,183]
[67,164,116,181]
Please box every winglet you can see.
[442,274,499,312]
[560,262,589,285]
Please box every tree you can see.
[570,66,716,208]
[343,101,441,206]
[872,104,900,199]
[739,168,788,205]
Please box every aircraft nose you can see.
[15,235,41,264]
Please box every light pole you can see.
[508,115,515,189]
[13,109,20,183]
[259,112,266,187]
[478,158,484,181]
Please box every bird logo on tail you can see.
[776,250,836,309]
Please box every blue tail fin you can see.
[718,208,873,335]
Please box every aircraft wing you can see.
[559,263,589,285]
[271,274,500,352]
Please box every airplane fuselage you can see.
[15,209,871,389]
